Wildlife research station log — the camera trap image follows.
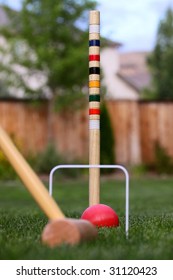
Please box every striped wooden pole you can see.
[89,10,100,206]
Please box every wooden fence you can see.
[1,99,173,165]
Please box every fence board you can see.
[0,101,48,155]
[107,101,141,164]
[140,102,173,163]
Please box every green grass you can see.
[1,175,173,259]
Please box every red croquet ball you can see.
[81,204,119,227]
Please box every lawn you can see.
[0,175,173,260]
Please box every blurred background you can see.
[0,0,173,179]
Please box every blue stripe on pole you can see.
[89,40,100,47]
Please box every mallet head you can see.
[41,218,98,247]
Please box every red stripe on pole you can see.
[89,108,100,115]
[89,55,100,61]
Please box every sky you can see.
[1,0,173,52]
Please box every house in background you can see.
[119,51,151,95]
[101,45,151,100]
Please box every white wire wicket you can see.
[49,164,129,238]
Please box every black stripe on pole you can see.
[89,67,100,75]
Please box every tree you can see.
[147,8,173,100]
[0,0,96,100]
[0,0,95,97]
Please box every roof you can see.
[102,37,122,49]
[118,51,151,92]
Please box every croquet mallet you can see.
[0,126,97,247]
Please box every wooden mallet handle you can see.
[0,126,65,220]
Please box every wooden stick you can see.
[89,10,100,206]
